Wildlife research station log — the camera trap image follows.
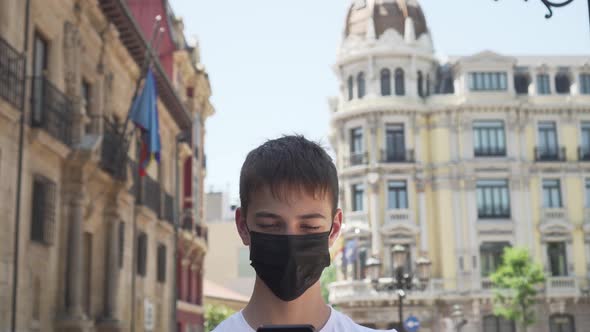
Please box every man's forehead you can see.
[249,183,331,207]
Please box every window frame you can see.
[473,120,507,157]
[543,179,563,208]
[394,68,405,96]
[479,242,510,277]
[351,183,364,212]
[580,73,590,94]
[547,241,568,277]
[380,68,391,96]
[156,243,167,283]
[387,180,408,210]
[468,72,508,92]
[476,179,511,219]
[537,73,551,95]
[137,232,148,277]
[356,72,365,99]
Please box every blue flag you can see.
[129,68,161,176]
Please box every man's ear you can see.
[235,207,251,246]
[329,208,343,247]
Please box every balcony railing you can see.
[380,149,415,163]
[141,176,161,216]
[578,146,590,161]
[481,278,494,290]
[478,207,511,220]
[31,76,74,147]
[474,147,506,157]
[546,277,578,296]
[534,146,566,162]
[346,152,368,167]
[542,208,566,221]
[386,209,411,223]
[0,37,25,109]
[100,118,129,181]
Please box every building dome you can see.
[344,0,428,40]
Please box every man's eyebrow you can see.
[298,213,326,220]
[254,211,283,219]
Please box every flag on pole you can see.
[129,68,161,177]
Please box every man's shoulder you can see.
[328,309,397,332]
[212,311,253,332]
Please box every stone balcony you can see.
[542,208,567,221]
[382,209,418,235]
[329,278,446,305]
[342,211,371,238]
[545,277,580,297]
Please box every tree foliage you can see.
[490,247,545,332]
[320,263,337,303]
[204,303,235,332]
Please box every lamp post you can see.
[365,246,432,332]
[451,304,467,332]
[171,131,189,332]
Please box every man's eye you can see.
[302,225,321,230]
[257,224,278,229]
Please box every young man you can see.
[213,136,394,332]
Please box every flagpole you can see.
[128,16,164,332]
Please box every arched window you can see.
[514,73,530,95]
[555,73,571,94]
[426,73,431,96]
[357,72,366,99]
[380,69,391,96]
[347,75,354,101]
[395,68,405,96]
[550,314,575,332]
[417,70,424,97]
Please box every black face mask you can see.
[249,230,331,302]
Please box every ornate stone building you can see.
[328,1,590,331]
[0,0,212,331]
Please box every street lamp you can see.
[451,304,467,332]
[364,247,432,332]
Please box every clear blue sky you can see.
[169,0,590,203]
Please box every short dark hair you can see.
[239,135,339,216]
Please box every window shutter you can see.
[43,180,56,244]
[31,179,46,242]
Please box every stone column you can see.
[368,176,381,256]
[417,179,428,253]
[66,192,86,319]
[89,75,104,135]
[103,216,120,319]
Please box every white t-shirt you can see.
[212,307,396,332]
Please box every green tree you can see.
[490,247,546,332]
[320,263,337,303]
[204,304,235,332]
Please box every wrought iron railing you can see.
[478,206,511,219]
[0,37,25,109]
[578,146,590,161]
[474,147,506,157]
[534,146,566,162]
[30,76,74,146]
[346,152,368,167]
[380,149,415,163]
[100,118,129,181]
[142,176,161,216]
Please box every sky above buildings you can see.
[169,0,590,203]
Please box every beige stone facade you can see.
[0,0,212,331]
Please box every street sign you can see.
[144,298,154,331]
[404,315,420,332]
